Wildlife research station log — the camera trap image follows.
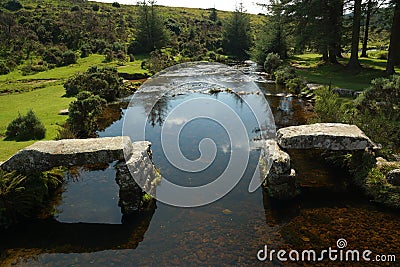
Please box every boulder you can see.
[277,123,376,151]
[1,137,136,173]
[387,169,400,186]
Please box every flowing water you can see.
[1,64,399,266]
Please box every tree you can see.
[67,91,106,138]
[280,0,343,63]
[361,0,374,57]
[347,0,363,70]
[209,8,218,22]
[133,0,168,54]
[386,0,400,74]
[222,2,252,59]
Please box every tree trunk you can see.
[329,47,339,63]
[347,0,362,70]
[322,46,329,61]
[386,0,400,74]
[361,0,373,58]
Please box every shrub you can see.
[43,47,63,66]
[62,50,77,65]
[112,2,120,8]
[64,66,123,102]
[71,5,79,12]
[0,169,64,228]
[264,53,283,74]
[311,87,347,123]
[6,110,46,141]
[286,77,306,94]
[0,62,10,75]
[355,75,400,147]
[67,91,106,138]
[92,4,100,11]
[3,0,22,11]
[274,66,297,85]
[80,44,92,58]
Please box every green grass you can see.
[0,84,74,161]
[0,53,151,160]
[291,53,400,91]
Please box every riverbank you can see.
[291,53,400,91]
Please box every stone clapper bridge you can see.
[0,123,376,214]
[263,123,377,200]
[0,137,160,215]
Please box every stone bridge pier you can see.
[0,137,160,215]
[263,123,377,200]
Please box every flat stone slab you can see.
[277,123,375,151]
[1,137,143,173]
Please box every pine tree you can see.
[222,2,252,59]
[133,0,168,53]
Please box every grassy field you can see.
[0,84,73,160]
[0,54,149,161]
[291,53,400,91]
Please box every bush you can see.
[274,66,297,85]
[43,47,63,66]
[64,66,123,102]
[71,5,80,12]
[112,2,120,8]
[6,110,46,141]
[3,0,22,11]
[92,4,100,11]
[21,61,49,76]
[264,53,283,74]
[311,87,347,123]
[62,50,77,65]
[355,75,400,147]
[80,44,92,58]
[286,77,306,94]
[0,62,10,75]
[68,91,106,138]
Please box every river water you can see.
[0,63,399,266]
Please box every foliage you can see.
[252,1,288,64]
[263,52,283,74]
[311,75,400,149]
[222,3,252,59]
[286,77,306,94]
[143,49,176,74]
[0,168,64,228]
[132,0,168,54]
[21,60,49,76]
[0,62,10,75]
[67,91,106,138]
[6,110,46,141]
[355,75,400,147]
[274,66,297,85]
[2,0,22,11]
[310,87,348,123]
[62,50,77,66]
[42,47,63,66]
[64,66,123,102]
